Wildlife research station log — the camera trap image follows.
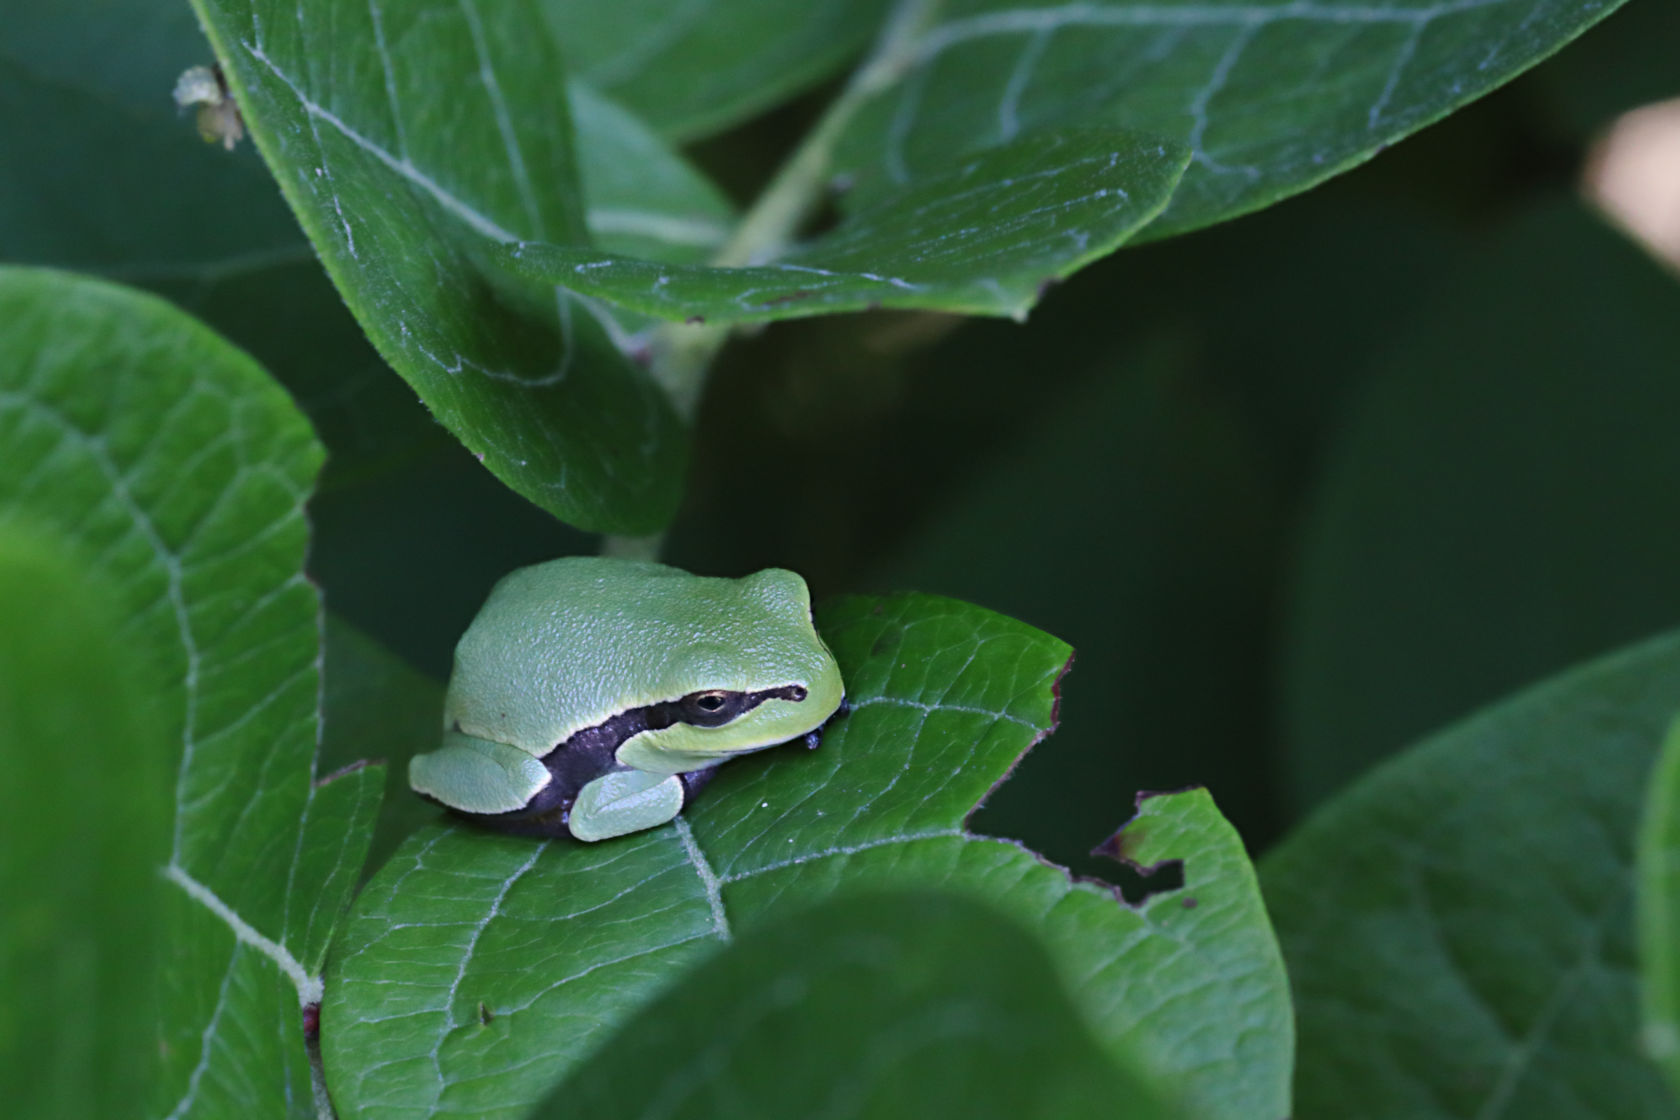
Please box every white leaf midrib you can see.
[166,862,323,1004]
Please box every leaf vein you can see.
[673,816,731,942]
[240,39,518,243]
[719,829,966,883]
[160,944,244,1120]
[458,0,544,237]
[167,863,322,1002]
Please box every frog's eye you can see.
[680,690,748,726]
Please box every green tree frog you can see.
[409,557,845,842]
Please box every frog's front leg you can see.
[568,769,686,842]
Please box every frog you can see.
[408,556,844,841]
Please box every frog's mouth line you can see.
[451,683,821,840]
[556,682,812,754]
[499,683,809,808]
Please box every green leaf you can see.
[188,0,692,534]
[0,526,172,1120]
[540,0,892,140]
[521,0,1623,325]
[823,0,1629,241]
[325,594,1291,1120]
[504,128,1189,324]
[570,82,736,265]
[1262,630,1680,1119]
[532,890,1174,1120]
[0,267,383,1118]
[1280,203,1680,811]
[1639,718,1680,1097]
[509,0,1611,324]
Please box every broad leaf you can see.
[1280,204,1680,811]
[823,0,1630,241]
[0,268,383,1118]
[0,528,171,1120]
[184,0,1617,387]
[1640,718,1680,1097]
[533,891,1174,1120]
[540,0,891,140]
[325,594,1291,1120]
[510,0,1621,324]
[504,129,1189,323]
[1263,630,1680,1118]
[188,0,706,533]
[570,82,736,265]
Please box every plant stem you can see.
[602,0,940,559]
[599,531,664,562]
[724,0,941,268]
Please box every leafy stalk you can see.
[604,0,941,558]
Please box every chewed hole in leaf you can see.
[1087,787,1202,904]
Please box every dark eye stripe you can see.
[548,683,813,762]
[675,683,808,728]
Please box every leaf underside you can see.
[502,128,1190,325]
[822,0,1629,242]
[540,0,893,140]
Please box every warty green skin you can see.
[409,556,844,841]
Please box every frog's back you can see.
[442,556,830,756]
